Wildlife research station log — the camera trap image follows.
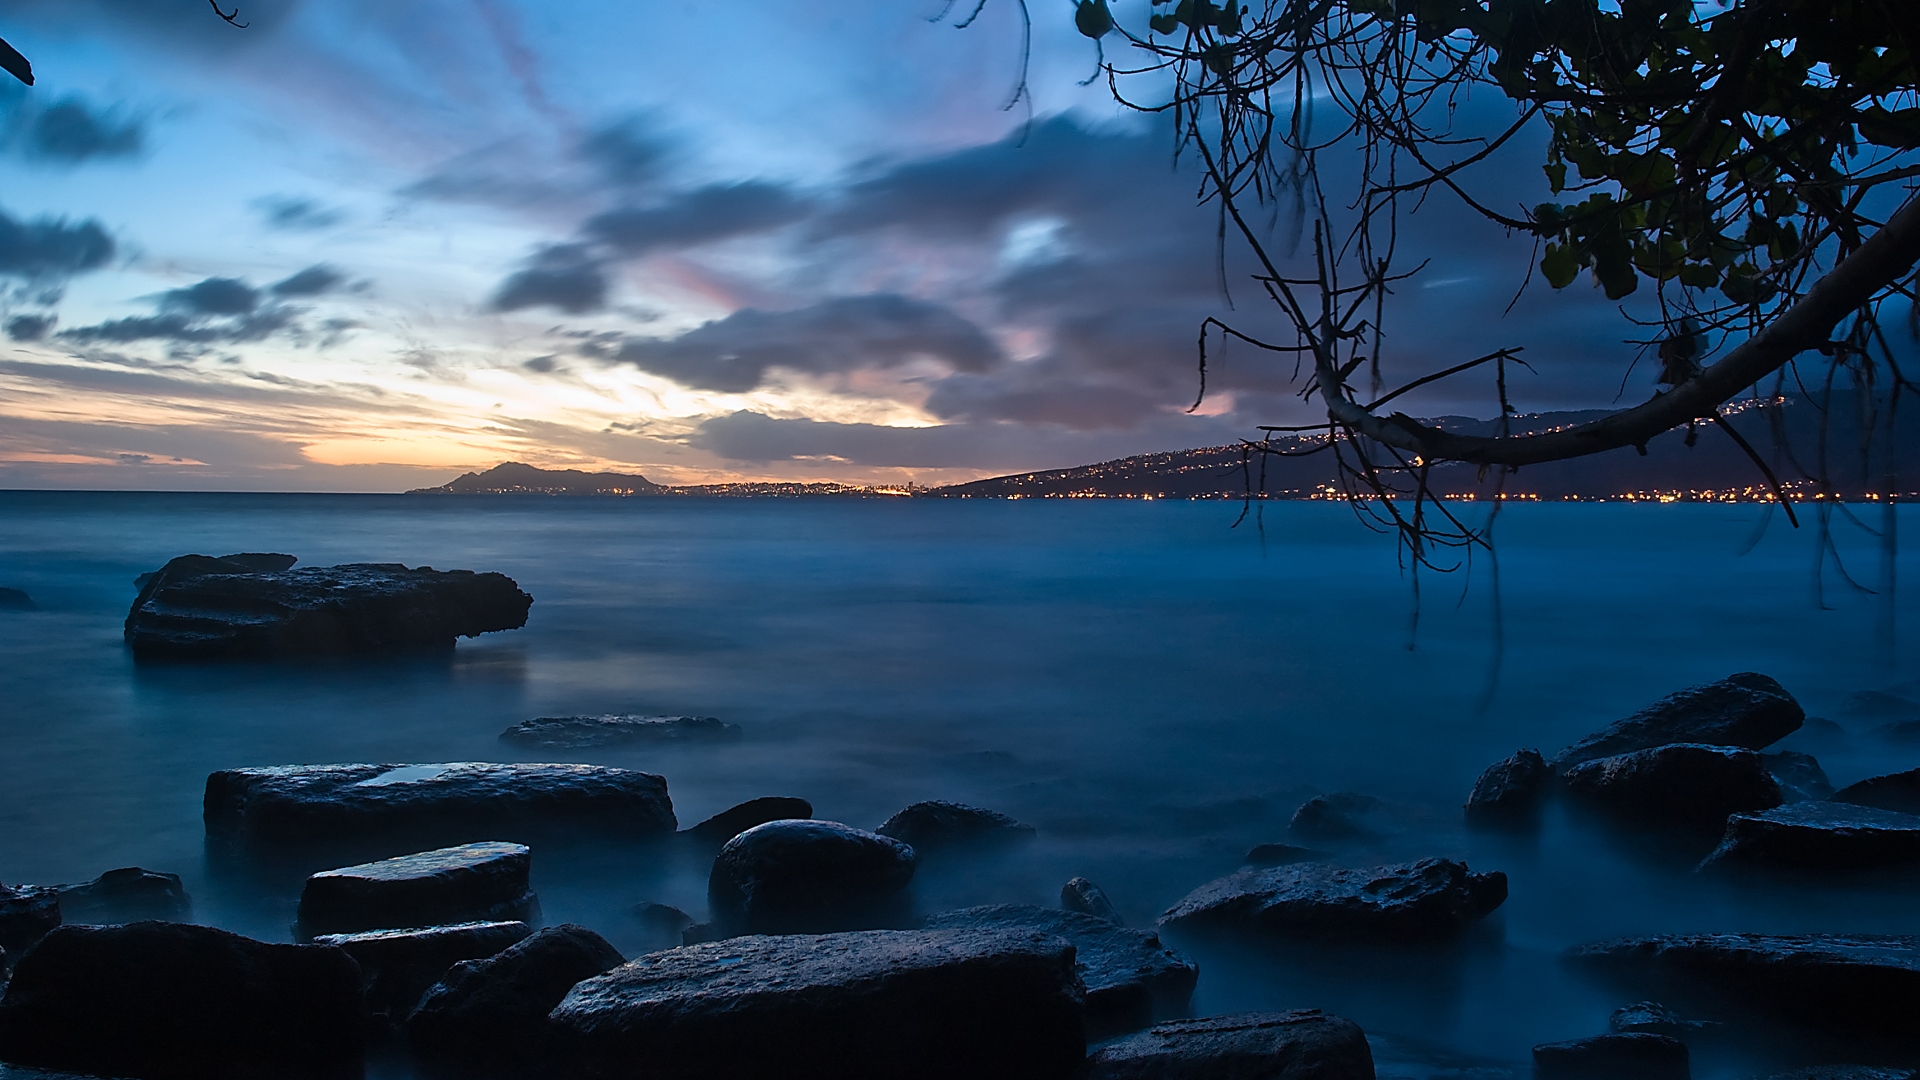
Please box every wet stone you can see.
[1551,673,1804,769]
[1532,1032,1689,1080]
[407,924,624,1075]
[0,885,59,958]
[1760,1069,1920,1080]
[1464,748,1551,825]
[1697,801,1920,873]
[56,867,191,924]
[1288,792,1385,841]
[683,797,813,845]
[311,920,530,1023]
[499,714,740,749]
[1560,744,1783,830]
[1061,876,1121,923]
[1763,750,1835,802]
[708,819,917,934]
[1609,1000,1713,1038]
[876,800,1036,850]
[1086,1009,1374,1080]
[296,841,536,938]
[1831,766,1920,816]
[1159,857,1508,942]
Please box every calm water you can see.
[2,492,1917,1078]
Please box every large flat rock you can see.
[204,762,676,843]
[923,904,1197,1039]
[1552,673,1804,768]
[312,920,530,1023]
[1697,801,1920,872]
[0,921,363,1080]
[707,819,917,934]
[407,924,625,1073]
[1560,743,1783,830]
[297,842,536,937]
[1159,858,1507,941]
[549,928,1086,1080]
[1086,1010,1374,1080]
[125,556,532,658]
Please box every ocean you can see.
[2,491,1917,1077]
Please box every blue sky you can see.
[0,0,1647,490]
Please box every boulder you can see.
[57,867,191,924]
[549,928,1086,1080]
[683,796,814,845]
[0,885,59,958]
[876,800,1036,850]
[135,552,297,590]
[923,904,1197,1039]
[0,587,36,611]
[1838,690,1920,721]
[1244,843,1327,867]
[406,924,624,1074]
[1158,858,1507,941]
[1552,673,1804,769]
[499,714,741,749]
[1608,1000,1713,1038]
[125,557,531,659]
[1464,748,1551,824]
[1288,792,1387,842]
[1085,1009,1374,1080]
[1532,1033,1689,1079]
[0,921,363,1080]
[1763,750,1834,802]
[312,920,530,1023]
[1559,744,1782,829]
[1696,802,1920,872]
[1566,933,1920,1038]
[203,761,675,843]
[296,842,537,938]
[1831,767,1920,815]
[1876,720,1920,742]
[708,820,917,934]
[1061,876,1121,923]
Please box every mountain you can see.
[410,462,665,495]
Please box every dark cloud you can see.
[24,98,144,161]
[6,313,54,341]
[55,272,334,347]
[613,294,1001,393]
[489,243,607,314]
[0,208,115,278]
[270,264,346,297]
[58,306,297,345]
[585,182,811,256]
[255,196,346,231]
[160,276,259,315]
[578,117,668,186]
[522,354,557,373]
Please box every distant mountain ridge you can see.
[407,461,898,498]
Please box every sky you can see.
[0,0,1664,491]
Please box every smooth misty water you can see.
[2,492,1918,1078]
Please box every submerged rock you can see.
[1243,843,1327,867]
[1831,766,1920,815]
[876,800,1036,850]
[1464,748,1551,825]
[56,867,191,924]
[1560,744,1782,829]
[0,587,36,611]
[407,924,624,1074]
[0,885,59,957]
[1061,876,1121,923]
[1532,1032,1689,1079]
[313,920,530,1023]
[683,796,814,845]
[1159,857,1507,941]
[1838,690,1920,720]
[204,761,676,843]
[707,819,917,934]
[1609,1000,1714,1038]
[1551,673,1804,769]
[1697,801,1920,872]
[549,928,1086,1080]
[499,713,740,749]
[296,842,537,938]
[923,904,1197,1039]
[0,921,363,1080]
[125,556,531,659]
[1763,750,1835,802]
[1289,792,1387,842]
[1085,1009,1374,1080]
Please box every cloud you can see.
[584,181,811,256]
[489,243,607,314]
[0,207,115,278]
[6,313,54,341]
[577,116,668,187]
[254,196,346,231]
[270,264,346,297]
[1,88,145,163]
[160,276,259,315]
[612,294,1002,393]
[53,271,348,347]
[57,306,298,345]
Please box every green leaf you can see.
[1541,243,1580,289]
[1543,161,1567,193]
[1150,11,1181,33]
[1075,0,1114,38]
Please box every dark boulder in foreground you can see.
[876,800,1036,850]
[924,904,1197,1039]
[0,921,363,1080]
[549,928,1086,1080]
[683,796,814,845]
[1560,744,1782,829]
[57,867,192,924]
[1832,767,1920,816]
[1763,750,1835,802]
[0,885,59,958]
[1567,933,1920,1039]
[1551,673,1804,769]
[1696,802,1920,873]
[125,556,531,659]
[1159,858,1507,941]
[1062,876,1121,923]
[313,920,530,1024]
[1464,748,1551,825]
[1532,1032,1689,1079]
[0,587,36,611]
[407,924,624,1074]
[204,761,676,843]
[708,819,917,934]
[297,842,536,938]
[499,713,740,749]
[1086,1009,1374,1080]
[1289,792,1387,841]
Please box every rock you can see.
[1697,802,1920,872]
[707,820,917,934]
[1243,843,1327,867]
[0,587,36,611]
[204,761,676,843]
[1831,767,1920,815]
[296,842,537,938]
[406,924,624,1074]
[1158,857,1508,941]
[1566,933,1920,1038]
[312,920,530,1023]
[1085,1009,1374,1080]
[1062,876,1121,923]
[635,902,694,933]
[1288,792,1385,841]
[1532,1032,1689,1079]
[683,797,814,845]
[135,552,298,590]
[1552,673,1804,768]
[1875,720,1920,742]
[0,921,363,1080]
[680,921,722,945]
[924,904,1197,1039]
[1560,744,1782,829]
[1759,1069,1919,1080]
[1609,1000,1714,1038]
[125,557,531,659]
[0,885,59,958]
[1838,690,1920,720]
[549,928,1086,1080]
[875,800,1036,850]
[1464,748,1551,824]
[499,714,741,749]
[56,867,191,924]
[1763,750,1834,801]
